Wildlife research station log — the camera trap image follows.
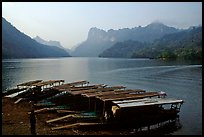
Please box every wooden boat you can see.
[102,97,184,127]
[3,80,43,97]
[16,80,43,87]
[5,88,30,98]
[23,88,63,102]
[2,87,27,97]
[3,79,184,131]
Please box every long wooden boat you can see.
[2,80,42,97]
[17,80,43,87]
[102,97,184,127]
[2,87,27,97]
[22,88,63,101]
[5,88,30,98]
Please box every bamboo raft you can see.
[3,79,184,130]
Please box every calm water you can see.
[2,57,202,135]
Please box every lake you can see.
[2,57,202,135]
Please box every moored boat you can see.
[2,79,184,131]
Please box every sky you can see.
[2,2,202,49]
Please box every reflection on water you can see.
[2,57,202,135]
[129,117,182,135]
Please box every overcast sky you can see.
[2,2,202,49]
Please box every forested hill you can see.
[2,17,71,59]
[99,26,202,60]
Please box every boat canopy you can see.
[113,98,184,108]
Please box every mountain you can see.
[137,26,202,60]
[71,22,180,57]
[71,27,116,57]
[99,40,149,58]
[99,26,202,60]
[33,36,65,50]
[2,17,71,59]
[34,36,73,55]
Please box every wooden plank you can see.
[46,113,97,124]
[67,89,98,95]
[14,98,23,104]
[103,94,160,101]
[70,84,105,89]
[34,108,48,113]
[3,87,27,97]
[46,107,70,111]
[71,86,126,96]
[28,107,74,115]
[69,86,99,92]
[52,123,79,130]
[51,122,101,130]
[33,103,56,107]
[28,108,48,114]
[32,80,64,87]
[113,98,149,104]
[68,84,106,91]
[56,110,80,114]
[17,80,42,87]
[82,86,125,93]
[115,89,146,93]
[73,115,97,118]
[65,80,89,86]
[95,91,136,98]
[84,89,146,98]
[100,92,160,101]
[52,80,90,91]
[52,84,72,91]
[46,114,75,123]
[5,89,29,98]
[82,91,113,97]
[79,122,101,126]
[99,92,159,99]
[98,86,126,91]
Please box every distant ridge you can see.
[2,17,71,59]
[33,36,65,50]
[71,22,180,57]
[99,26,202,60]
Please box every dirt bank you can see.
[2,97,132,135]
[2,96,179,135]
